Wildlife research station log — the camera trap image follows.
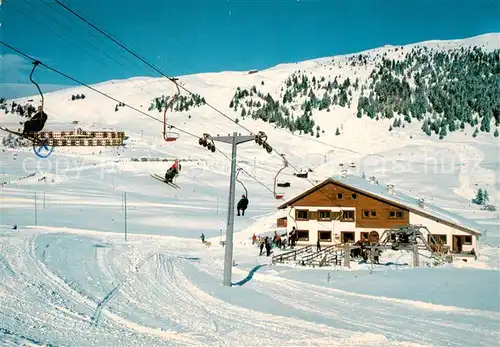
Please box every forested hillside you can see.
[225,45,500,139]
[357,46,500,139]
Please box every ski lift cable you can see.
[49,1,373,217]
[0,41,275,196]
[48,2,370,220]
[53,0,190,94]
[10,0,167,101]
[44,0,172,94]
[235,168,248,197]
[14,0,184,143]
[17,2,384,231]
[0,41,196,137]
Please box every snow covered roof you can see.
[277,174,483,236]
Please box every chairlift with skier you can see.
[236,168,249,216]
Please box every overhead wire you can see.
[50,0,377,232]
[0,41,198,140]
[54,0,369,158]
[22,0,384,237]
[0,40,276,194]
[11,0,168,100]
[45,0,177,94]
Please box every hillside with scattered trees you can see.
[228,72,359,138]
[228,45,500,139]
[148,93,206,113]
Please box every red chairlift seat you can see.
[163,78,180,143]
[163,131,179,142]
[273,154,288,200]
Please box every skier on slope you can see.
[164,159,181,183]
[23,105,48,135]
[236,194,249,216]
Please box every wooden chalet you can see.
[276,173,482,255]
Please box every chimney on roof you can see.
[417,198,425,208]
[341,169,348,178]
[386,184,394,195]
[369,176,376,184]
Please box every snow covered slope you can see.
[0,33,499,346]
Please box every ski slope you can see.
[1,33,500,346]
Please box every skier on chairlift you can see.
[237,194,249,216]
[23,105,48,135]
[164,159,181,183]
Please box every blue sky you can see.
[1,0,499,98]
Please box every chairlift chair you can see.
[236,168,248,197]
[163,78,180,142]
[273,154,288,199]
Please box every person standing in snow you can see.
[265,238,272,256]
[289,227,297,248]
[259,238,265,256]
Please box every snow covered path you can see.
[1,227,498,346]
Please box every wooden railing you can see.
[272,245,313,263]
[300,245,336,265]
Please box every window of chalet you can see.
[389,210,405,219]
[277,217,287,228]
[318,210,331,221]
[429,234,447,245]
[342,210,354,221]
[351,193,357,200]
[341,231,355,243]
[337,193,343,199]
[318,230,332,242]
[362,210,377,218]
[296,209,308,221]
[331,211,342,220]
[360,232,369,240]
[463,235,472,245]
[297,230,309,241]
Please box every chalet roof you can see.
[277,174,483,236]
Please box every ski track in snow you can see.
[0,227,497,346]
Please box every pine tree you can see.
[335,127,340,135]
[439,126,447,139]
[494,128,499,137]
[473,128,479,137]
[483,190,489,205]
[229,100,234,108]
[473,188,484,205]
[389,125,393,131]
[241,108,246,118]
